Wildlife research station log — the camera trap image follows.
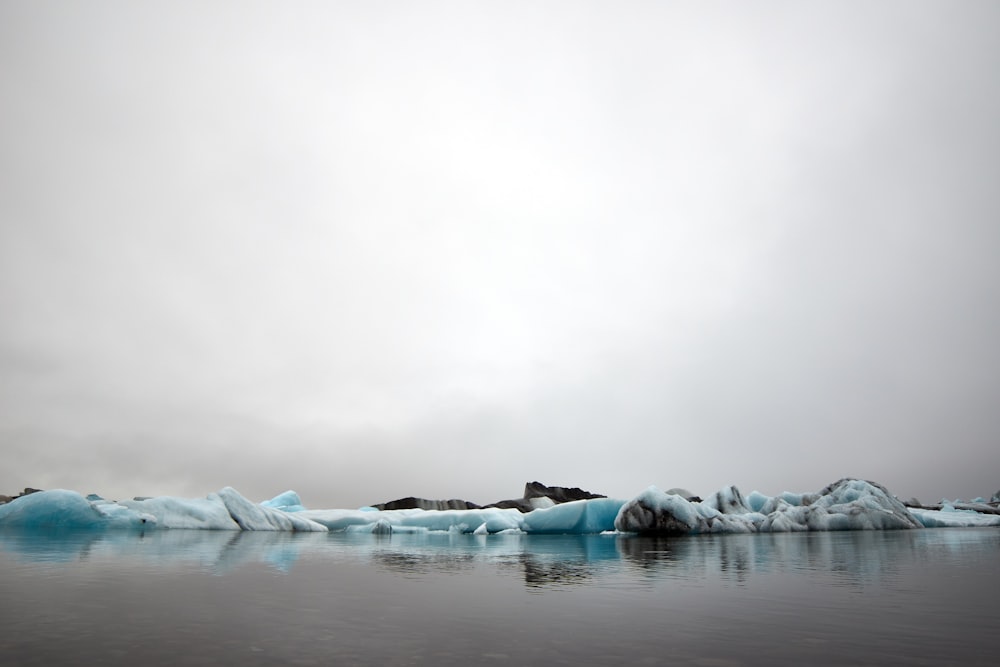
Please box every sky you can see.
[2,1,999,508]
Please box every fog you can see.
[2,1,998,507]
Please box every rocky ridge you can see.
[370,481,606,513]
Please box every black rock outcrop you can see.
[370,482,607,514]
[483,482,607,512]
[523,481,605,503]
[371,497,482,511]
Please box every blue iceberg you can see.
[0,489,154,530]
[0,487,327,532]
[2,478,998,534]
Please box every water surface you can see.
[1,528,996,665]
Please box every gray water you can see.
[1,528,997,666]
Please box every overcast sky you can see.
[2,1,998,507]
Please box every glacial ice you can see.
[259,490,307,513]
[522,498,625,534]
[0,488,327,532]
[0,490,154,530]
[298,506,529,534]
[214,487,326,531]
[2,478,999,534]
[118,494,239,530]
[909,504,1000,528]
[615,479,933,535]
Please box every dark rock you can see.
[371,497,482,511]
[370,482,608,514]
[484,482,607,513]
[522,481,606,503]
[481,482,608,512]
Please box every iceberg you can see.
[522,498,625,534]
[2,478,998,534]
[299,506,532,534]
[616,479,945,535]
[0,489,155,530]
[909,504,1000,528]
[117,493,241,530]
[614,486,764,535]
[296,497,630,535]
[0,487,327,532]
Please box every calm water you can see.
[1,528,997,666]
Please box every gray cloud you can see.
[2,2,999,507]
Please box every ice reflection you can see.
[495,535,618,588]
[0,528,328,573]
[2,527,998,589]
[618,531,920,587]
[369,550,478,577]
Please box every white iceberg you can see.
[118,494,239,530]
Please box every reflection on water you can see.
[370,549,478,577]
[2,526,998,589]
[0,529,325,573]
[617,531,923,587]
[1,527,997,666]
[493,535,618,588]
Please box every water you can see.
[1,528,997,666]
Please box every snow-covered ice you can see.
[2,478,998,534]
